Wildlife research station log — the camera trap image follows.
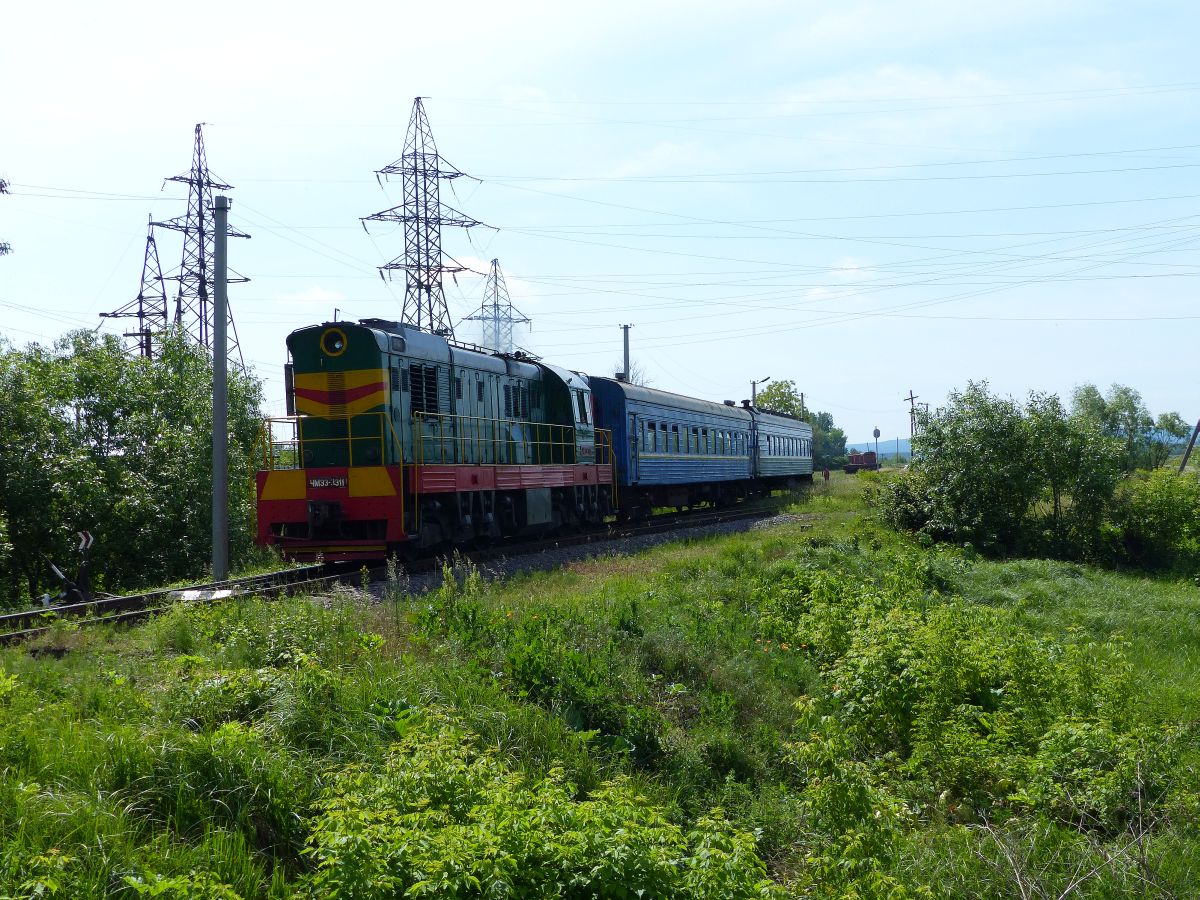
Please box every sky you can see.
[2,0,1198,443]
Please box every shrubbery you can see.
[305,712,779,898]
[754,548,1195,897]
[872,381,1199,571]
[2,489,1197,897]
[1109,468,1200,570]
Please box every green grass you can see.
[1,474,1197,897]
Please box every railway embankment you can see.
[1,474,1198,897]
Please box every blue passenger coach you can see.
[754,410,816,481]
[590,377,812,513]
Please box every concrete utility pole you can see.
[752,376,771,406]
[212,196,230,581]
[619,324,633,380]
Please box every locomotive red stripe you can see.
[293,381,386,404]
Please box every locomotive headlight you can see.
[321,327,348,357]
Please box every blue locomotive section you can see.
[590,378,754,487]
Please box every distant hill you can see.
[848,437,911,460]
[846,430,1190,463]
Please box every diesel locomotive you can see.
[256,319,812,561]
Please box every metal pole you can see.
[1179,419,1200,474]
[212,195,230,580]
[620,324,632,380]
[752,376,770,407]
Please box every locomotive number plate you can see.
[308,476,347,489]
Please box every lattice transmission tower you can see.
[466,259,530,354]
[152,123,250,365]
[100,217,167,357]
[362,97,484,338]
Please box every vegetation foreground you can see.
[1,477,1198,897]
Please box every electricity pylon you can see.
[100,217,167,357]
[153,123,250,366]
[466,259,529,354]
[362,97,483,338]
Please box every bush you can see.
[1109,469,1200,570]
[756,550,1177,837]
[303,711,781,898]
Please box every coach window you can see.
[647,422,657,452]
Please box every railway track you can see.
[0,504,778,647]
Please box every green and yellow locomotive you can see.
[256,319,614,560]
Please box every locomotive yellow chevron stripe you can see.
[293,368,388,416]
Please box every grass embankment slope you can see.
[1,474,1197,898]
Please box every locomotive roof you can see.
[328,319,542,378]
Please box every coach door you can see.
[629,413,640,482]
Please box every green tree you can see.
[755,378,804,418]
[1070,383,1156,471]
[912,381,1039,552]
[811,410,848,468]
[1150,411,1191,469]
[0,328,263,603]
[1026,392,1122,555]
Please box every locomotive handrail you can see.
[258,414,405,470]
[412,412,580,467]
